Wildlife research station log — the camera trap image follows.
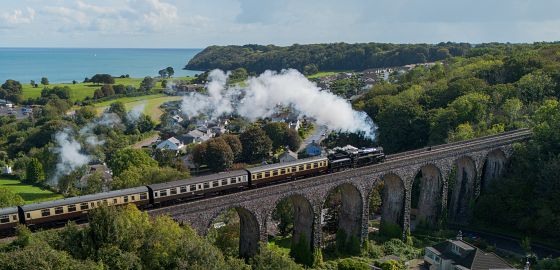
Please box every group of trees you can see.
[0,205,305,270]
[186,42,471,73]
[158,66,175,78]
[192,122,301,172]
[0,79,23,103]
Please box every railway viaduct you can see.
[149,129,531,258]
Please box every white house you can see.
[156,137,185,151]
[424,232,514,270]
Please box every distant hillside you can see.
[185,42,471,73]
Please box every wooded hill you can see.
[185,42,472,73]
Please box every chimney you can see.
[456,230,463,241]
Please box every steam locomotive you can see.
[0,145,384,233]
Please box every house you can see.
[156,137,185,151]
[279,149,298,163]
[305,141,323,157]
[424,232,514,270]
[78,164,113,191]
[172,115,184,124]
[288,119,301,131]
[177,129,211,145]
[0,99,13,108]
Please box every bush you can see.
[380,221,402,239]
[338,258,370,270]
[375,259,406,270]
[382,239,420,261]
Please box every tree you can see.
[229,68,248,83]
[285,129,302,151]
[161,79,168,88]
[93,89,104,99]
[76,106,97,124]
[101,84,115,97]
[108,101,127,120]
[107,148,158,177]
[339,258,371,270]
[263,122,289,150]
[0,187,24,207]
[25,158,45,184]
[166,66,175,78]
[140,76,155,91]
[90,74,114,85]
[192,143,208,167]
[251,246,303,270]
[40,77,49,86]
[205,138,234,172]
[219,135,242,162]
[516,71,556,103]
[303,64,319,76]
[30,80,35,87]
[137,114,155,133]
[240,126,272,163]
[158,69,168,78]
[0,79,23,103]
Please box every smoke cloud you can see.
[127,103,146,123]
[51,129,91,185]
[181,69,377,138]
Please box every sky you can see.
[0,0,559,48]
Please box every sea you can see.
[0,48,203,83]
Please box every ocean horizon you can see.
[0,47,203,84]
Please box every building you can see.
[0,99,13,108]
[305,141,323,157]
[424,232,514,270]
[279,149,298,163]
[156,137,185,152]
[177,129,211,145]
[78,164,113,191]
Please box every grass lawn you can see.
[21,76,193,102]
[268,236,292,256]
[307,71,352,79]
[0,177,63,204]
[93,94,183,122]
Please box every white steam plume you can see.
[181,69,377,138]
[51,130,91,185]
[181,69,235,119]
[127,103,146,123]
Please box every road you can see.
[299,125,327,151]
[0,106,29,119]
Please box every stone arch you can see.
[207,206,260,259]
[323,182,364,244]
[381,173,405,231]
[481,149,507,193]
[448,156,477,224]
[410,164,443,230]
[270,193,315,254]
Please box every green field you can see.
[93,94,183,122]
[22,76,193,101]
[307,71,348,79]
[0,177,63,204]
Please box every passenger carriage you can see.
[148,170,248,204]
[0,207,19,231]
[247,156,329,186]
[20,187,149,226]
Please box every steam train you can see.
[0,146,384,233]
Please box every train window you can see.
[180,186,187,193]
[203,182,210,189]
[265,171,270,177]
[314,162,319,167]
[131,196,136,201]
[103,199,108,205]
[221,179,227,185]
[97,201,101,206]
[170,188,177,195]
[252,174,256,180]
[190,185,197,191]
[90,202,95,208]
[0,215,9,223]
[124,196,129,203]
[280,169,286,174]
[12,215,17,221]
[160,190,168,197]
[113,199,118,204]
[140,193,148,200]
[26,213,30,219]
[272,170,278,176]
[68,205,76,212]
[232,177,237,183]
[298,165,303,170]
[55,207,63,215]
[80,203,89,210]
[41,209,51,217]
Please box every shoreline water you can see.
[0,47,203,84]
